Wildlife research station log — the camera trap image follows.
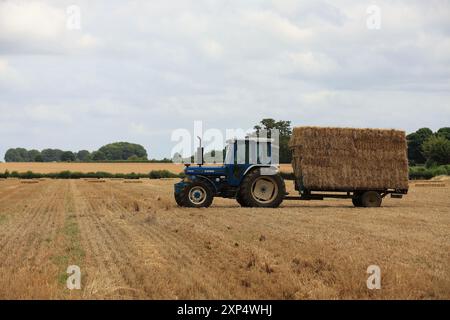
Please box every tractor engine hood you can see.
[184,166,226,176]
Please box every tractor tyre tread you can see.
[238,169,285,208]
[180,181,214,208]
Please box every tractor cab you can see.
[174,138,285,208]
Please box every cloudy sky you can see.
[0,0,449,159]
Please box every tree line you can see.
[4,142,152,162]
[3,123,450,168]
[0,170,182,180]
[406,127,450,167]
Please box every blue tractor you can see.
[174,137,286,208]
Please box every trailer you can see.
[284,187,407,207]
[174,127,409,208]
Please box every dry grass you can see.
[0,179,448,299]
[0,162,186,174]
[431,175,450,182]
[289,127,409,190]
[0,162,294,174]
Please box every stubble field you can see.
[0,178,448,299]
[0,162,293,174]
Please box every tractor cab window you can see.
[224,144,234,164]
[225,141,249,164]
[258,142,271,165]
[224,139,275,165]
[236,140,246,164]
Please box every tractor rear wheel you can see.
[177,181,213,208]
[238,169,285,208]
[236,193,250,207]
[361,191,382,207]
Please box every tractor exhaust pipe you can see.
[196,136,204,166]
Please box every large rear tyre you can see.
[238,169,285,208]
[236,193,250,207]
[177,181,213,208]
[361,191,382,207]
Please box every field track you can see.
[0,178,449,299]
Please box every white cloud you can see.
[0,58,12,76]
[286,51,338,76]
[25,105,72,123]
[201,39,223,59]
[0,1,99,54]
[0,0,449,160]
[0,57,22,86]
[242,10,313,42]
[0,1,64,40]
[129,123,169,137]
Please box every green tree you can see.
[76,150,91,162]
[27,149,41,162]
[4,148,29,162]
[4,149,21,162]
[98,142,148,161]
[91,150,106,161]
[406,128,433,165]
[254,118,292,163]
[437,127,450,140]
[61,151,76,162]
[41,149,63,162]
[422,135,450,167]
[127,155,141,161]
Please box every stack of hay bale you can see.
[289,127,409,191]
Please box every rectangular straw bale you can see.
[289,127,409,190]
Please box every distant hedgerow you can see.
[0,170,184,179]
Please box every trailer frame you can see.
[284,189,407,201]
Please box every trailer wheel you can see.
[178,181,213,208]
[238,169,285,208]
[352,193,363,207]
[361,191,382,207]
[352,196,363,207]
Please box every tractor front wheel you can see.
[177,181,213,208]
[174,191,184,206]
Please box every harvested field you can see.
[431,175,450,182]
[414,183,446,187]
[0,163,186,174]
[0,179,448,299]
[0,162,295,174]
